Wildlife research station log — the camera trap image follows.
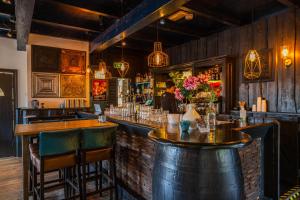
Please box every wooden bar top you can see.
[15,119,118,136]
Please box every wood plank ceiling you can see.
[0,0,292,52]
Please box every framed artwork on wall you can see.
[92,79,107,101]
[32,72,59,98]
[60,49,86,74]
[243,48,274,83]
[60,74,86,98]
[32,45,60,72]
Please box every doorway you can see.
[0,69,17,157]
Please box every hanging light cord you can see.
[156,22,159,42]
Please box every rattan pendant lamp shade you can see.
[148,22,169,67]
[148,42,169,67]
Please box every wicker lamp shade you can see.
[148,42,169,67]
[244,49,262,80]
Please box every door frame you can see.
[0,68,18,139]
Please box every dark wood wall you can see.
[166,8,300,113]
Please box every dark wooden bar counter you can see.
[107,115,277,200]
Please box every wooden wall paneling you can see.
[296,8,300,113]
[206,34,218,57]
[190,40,198,61]
[230,28,241,104]
[197,37,207,60]
[267,15,279,112]
[278,10,296,112]
[248,20,268,107]
[238,24,252,106]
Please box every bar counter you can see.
[107,115,276,200]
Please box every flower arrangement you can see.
[170,71,221,103]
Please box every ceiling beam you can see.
[277,0,300,7]
[90,0,192,53]
[15,0,35,51]
[180,6,241,26]
[41,0,118,19]
[32,19,101,33]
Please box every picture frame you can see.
[32,72,60,98]
[60,49,86,74]
[60,74,86,98]
[92,79,108,101]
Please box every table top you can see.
[106,115,274,149]
[15,119,118,136]
[148,124,253,149]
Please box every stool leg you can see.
[64,168,69,199]
[113,159,118,200]
[82,160,87,200]
[33,165,37,200]
[99,161,103,197]
[95,162,99,191]
[40,163,45,200]
[77,164,82,200]
[109,160,113,200]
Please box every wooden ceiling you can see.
[0,0,296,52]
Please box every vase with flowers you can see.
[170,72,222,130]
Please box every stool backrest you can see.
[81,127,117,150]
[39,129,80,156]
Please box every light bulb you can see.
[282,47,289,58]
[155,54,161,65]
[121,63,125,71]
[86,67,91,74]
[249,50,256,62]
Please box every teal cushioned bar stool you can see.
[79,126,118,200]
[30,129,81,200]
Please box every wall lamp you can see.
[281,46,292,67]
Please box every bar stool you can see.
[29,129,81,200]
[79,126,118,200]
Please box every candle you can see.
[252,104,257,112]
[257,97,262,112]
[262,99,267,112]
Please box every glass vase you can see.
[206,103,216,131]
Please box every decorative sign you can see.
[243,48,274,83]
[114,62,123,69]
[60,49,86,74]
[60,74,86,98]
[92,79,107,101]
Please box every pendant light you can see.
[0,87,4,96]
[117,41,129,78]
[148,22,169,67]
[244,5,262,80]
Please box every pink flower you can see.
[174,88,184,101]
[183,76,200,90]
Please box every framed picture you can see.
[243,48,274,83]
[32,72,59,98]
[92,79,107,101]
[60,49,86,74]
[32,45,60,72]
[60,74,86,98]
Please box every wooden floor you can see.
[0,157,112,200]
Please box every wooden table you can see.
[15,119,118,200]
